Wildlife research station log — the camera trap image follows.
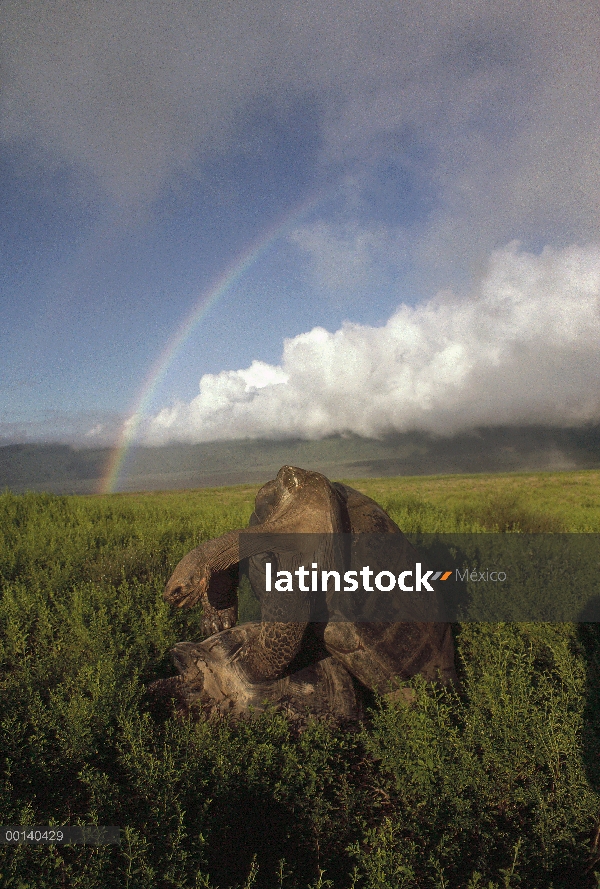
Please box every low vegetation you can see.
[1,471,600,887]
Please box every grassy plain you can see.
[1,470,600,888]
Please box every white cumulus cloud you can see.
[140,243,600,444]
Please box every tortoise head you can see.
[164,548,211,609]
[164,543,240,614]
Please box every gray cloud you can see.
[2,0,274,202]
[4,0,599,251]
[140,242,600,443]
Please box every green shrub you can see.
[1,477,600,887]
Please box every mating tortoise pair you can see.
[156,466,457,722]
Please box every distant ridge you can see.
[2,426,600,495]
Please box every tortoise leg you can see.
[241,621,309,682]
[198,566,239,636]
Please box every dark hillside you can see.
[2,424,600,493]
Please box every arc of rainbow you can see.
[100,193,321,494]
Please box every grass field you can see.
[1,470,600,888]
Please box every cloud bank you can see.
[4,0,599,262]
[140,243,600,444]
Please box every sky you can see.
[2,0,600,447]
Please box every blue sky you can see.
[2,0,600,445]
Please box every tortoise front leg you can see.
[241,621,309,681]
[199,566,239,636]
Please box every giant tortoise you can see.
[156,466,457,722]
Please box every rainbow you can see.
[99,193,321,494]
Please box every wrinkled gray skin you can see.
[163,465,457,716]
